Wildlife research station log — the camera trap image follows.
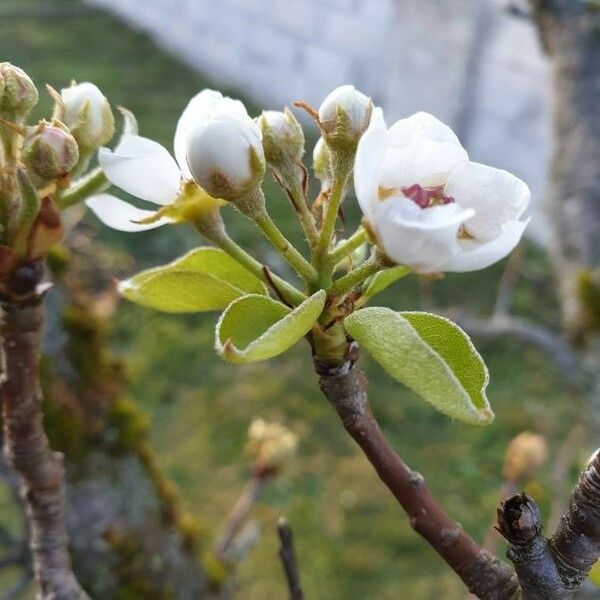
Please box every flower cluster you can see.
[87,84,529,276]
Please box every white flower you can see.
[354,108,530,273]
[86,89,257,232]
[61,82,114,148]
[318,84,372,138]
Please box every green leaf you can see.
[344,308,493,425]
[363,265,411,298]
[119,247,267,313]
[216,290,326,364]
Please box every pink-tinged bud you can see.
[22,121,79,182]
[0,63,38,120]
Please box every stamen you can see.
[400,184,455,208]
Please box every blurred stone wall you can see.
[84,0,550,243]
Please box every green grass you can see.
[0,2,586,598]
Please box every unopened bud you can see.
[59,82,115,150]
[318,85,372,150]
[502,432,548,484]
[257,108,304,170]
[186,115,265,202]
[313,137,331,189]
[22,121,79,182]
[246,418,298,472]
[0,63,38,120]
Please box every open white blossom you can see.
[354,108,530,273]
[86,90,256,232]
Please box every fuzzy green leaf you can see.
[216,290,326,364]
[344,308,493,424]
[119,247,267,312]
[363,265,411,298]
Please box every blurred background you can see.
[0,0,593,598]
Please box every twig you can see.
[548,424,586,530]
[0,297,89,600]
[214,474,267,562]
[277,517,304,600]
[498,448,600,600]
[315,358,520,599]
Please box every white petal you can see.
[388,112,464,148]
[174,90,252,177]
[372,197,473,273]
[444,162,531,242]
[99,135,181,205]
[441,219,529,272]
[379,136,468,190]
[85,194,169,232]
[354,107,389,218]
[62,82,106,138]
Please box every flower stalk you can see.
[328,226,368,266]
[314,155,352,279]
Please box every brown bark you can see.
[277,517,304,600]
[314,357,521,600]
[0,296,89,600]
[498,449,600,599]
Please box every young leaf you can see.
[362,265,411,298]
[344,307,493,425]
[119,247,267,312]
[216,290,326,364]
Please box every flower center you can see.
[401,184,455,209]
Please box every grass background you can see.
[0,1,586,598]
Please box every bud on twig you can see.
[246,418,298,474]
[54,81,115,152]
[0,63,38,120]
[318,85,372,152]
[502,431,548,484]
[257,108,304,172]
[312,136,331,189]
[186,115,265,203]
[22,120,79,183]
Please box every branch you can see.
[214,474,267,562]
[0,297,89,600]
[277,517,304,600]
[314,358,520,599]
[498,450,600,599]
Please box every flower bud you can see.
[312,136,331,189]
[21,121,79,182]
[0,63,38,120]
[318,85,372,149]
[245,418,298,472]
[59,82,115,150]
[257,108,304,170]
[502,432,548,484]
[186,115,265,202]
